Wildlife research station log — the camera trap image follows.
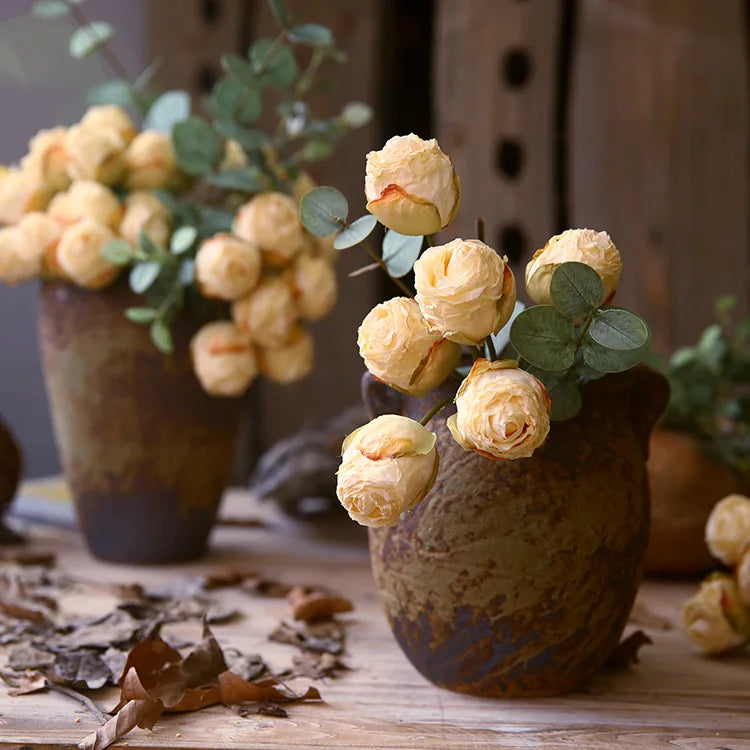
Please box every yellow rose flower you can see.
[289,253,337,321]
[48,181,122,229]
[525,228,622,305]
[364,133,461,236]
[705,494,750,565]
[55,218,119,290]
[218,139,248,171]
[80,105,136,144]
[336,414,439,527]
[17,212,62,280]
[21,127,70,192]
[232,277,297,347]
[414,238,516,345]
[64,124,126,185]
[358,297,461,397]
[119,191,171,247]
[447,359,550,460]
[682,574,750,655]
[195,233,262,301]
[125,131,177,190]
[233,192,305,267]
[0,169,52,225]
[257,325,314,384]
[190,321,257,397]
[737,549,750,607]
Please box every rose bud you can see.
[336,414,439,527]
[125,131,178,190]
[414,238,516,345]
[47,181,123,229]
[233,192,305,267]
[447,359,550,460]
[231,277,297,347]
[681,574,750,655]
[737,549,750,607]
[257,325,314,384]
[0,169,52,224]
[195,233,261,301]
[119,191,171,247]
[17,212,62,279]
[190,321,257,397]
[705,494,750,565]
[525,228,622,306]
[289,253,337,321]
[80,105,136,144]
[64,124,127,185]
[364,133,461,236]
[218,139,248,171]
[55,218,119,290]
[358,297,461,397]
[21,127,70,192]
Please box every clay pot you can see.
[0,415,22,543]
[38,280,243,564]
[364,367,669,698]
[645,429,747,577]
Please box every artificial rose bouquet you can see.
[299,134,652,526]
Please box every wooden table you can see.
[1,483,749,749]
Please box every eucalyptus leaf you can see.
[170,226,198,255]
[509,306,577,371]
[489,300,526,357]
[143,90,190,133]
[549,262,603,319]
[178,259,195,286]
[88,80,138,110]
[150,319,173,354]
[267,0,291,28]
[301,139,335,162]
[209,78,244,118]
[221,53,257,86]
[289,23,333,47]
[333,215,377,250]
[589,307,649,351]
[299,186,348,236]
[339,101,373,129]
[548,380,583,422]
[172,117,223,175]
[206,168,266,192]
[69,22,113,58]
[250,39,298,88]
[129,262,161,294]
[125,307,158,324]
[235,90,262,124]
[101,239,134,266]
[213,120,269,150]
[381,230,423,278]
[582,337,649,373]
[198,206,234,236]
[139,228,165,259]
[32,1,70,18]
[697,324,726,370]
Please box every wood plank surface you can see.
[1,487,749,749]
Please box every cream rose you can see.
[289,253,337,321]
[525,228,622,306]
[364,133,461,236]
[257,325,314,384]
[0,170,52,225]
[218,139,248,171]
[80,105,136,144]
[414,238,516,345]
[125,131,177,190]
[48,181,122,229]
[336,414,439,527]
[195,233,262,301]
[190,321,257,397]
[705,494,750,565]
[681,575,750,655]
[447,359,550,460]
[232,278,297,347]
[55,218,119,289]
[21,127,70,192]
[17,212,62,279]
[358,297,461,397]
[119,191,171,247]
[233,192,305,267]
[737,549,750,607]
[64,124,126,185]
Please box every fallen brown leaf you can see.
[180,622,228,689]
[242,577,292,598]
[78,694,162,750]
[290,652,351,680]
[0,669,47,696]
[604,630,653,670]
[0,599,48,622]
[232,701,288,718]
[0,550,56,567]
[201,566,259,590]
[287,585,354,623]
[269,620,346,655]
[7,643,56,670]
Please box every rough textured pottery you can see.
[38,280,243,564]
[645,429,747,576]
[0,415,22,543]
[364,367,669,698]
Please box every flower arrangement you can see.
[299,134,652,527]
[0,0,371,397]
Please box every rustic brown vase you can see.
[364,366,669,698]
[38,280,243,564]
[644,429,747,577]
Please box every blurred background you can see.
[0,0,747,479]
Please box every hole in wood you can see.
[498,225,527,266]
[503,50,532,88]
[496,139,524,179]
[202,0,221,23]
[197,65,219,93]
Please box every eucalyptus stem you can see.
[425,234,435,247]
[485,335,498,361]
[566,308,596,376]
[260,30,288,72]
[419,394,454,426]
[475,217,485,243]
[358,237,415,298]
[295,48,324,95]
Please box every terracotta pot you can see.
[645,429,747,577]
[38,280,243,564]
[364,367,669,698]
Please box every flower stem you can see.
[566,308,596,376]
[475,217,485,243]
[419,394,454,426]
[485,335,498,361]
[425,234,435,247]
[359,237,415,298]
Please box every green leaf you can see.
[208,78,245,118]
[548,380,582,422]
[509,306,577,371]
[150,319,173,354]
[143,90,190,134]
[69,22,114,58]
[32,1,70,18]
[582,337,649,373]
[88,80,137,110]
[300,139,335,162]
[172,117,223,175]
[250,39,298,88]
[267,0,291,28]
[178,259,195,286]
[213,120,269,151]
[125,307,158,324]
[299,186,348,236]
[339,101,373,129]
[101,239,134,266]
[221,54,258,86]
[139,227,164,259]
[129,262,161,294]
[235,90,261,124]
[198,206,234,236]
[333,215,377,250]
[549,261,603,319]
[715,295,737,320]
[381,230,423,277]
[170,226,198,255]
[670,346,698,370]
[289,23,333,47]
[697,324,726,370]
[206,168,266,192]
[589,307,650,351]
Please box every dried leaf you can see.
[116,636,182,707]
[287,585,354,623]
[232,701,288,718]
[224,651,268,682]
[291,652,350,680]
[604,630,653,670]
[242,577,292,598]
[52,610,144,651]
[201,566,259,590]
[78,696,162,750]
[180,622,228,689]
[0,598,48,622]
[7,643,56,670]
[269,620,346,655]
[0,669,47,695]
[52,651,111,690]
[218,670,320,705]
[100,648,128,684]
[0,549,56,566]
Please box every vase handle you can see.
[361,372,407,420]
[627,366,670,457]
